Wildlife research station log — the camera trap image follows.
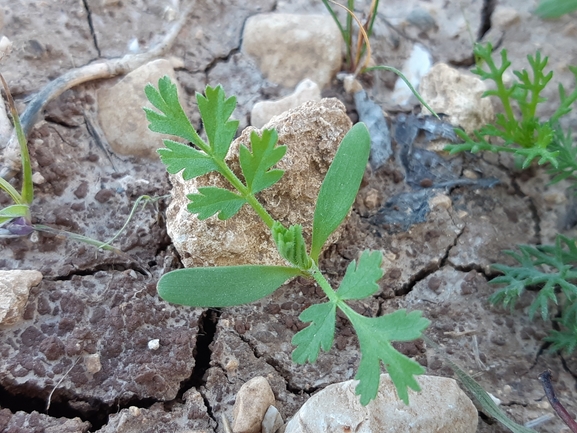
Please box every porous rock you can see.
[0,269,42,326]
[242,13,342,89]
[232,376,276,433]
[419,63,494,134]
[97,59,183,159]
[251,78,321,128]
[0,408,90,432]
[284,374,478,433]
[96,388,215,432]
[167,98,352,268]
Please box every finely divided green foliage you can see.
[446,42,577,173]
[145,77,430,405]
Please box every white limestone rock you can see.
[419,63,495,134]
[390,43,433,108]
[0,270,42,326]
[232,377,275,433]
[166,98,352,268]
[242,13,342,89]
[285,374,478,433]
[97,59,183,159]
[251,78,321,128]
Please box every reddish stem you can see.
[539,370,577,433]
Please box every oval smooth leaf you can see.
[158,265,301,307]
[310,123,371,261]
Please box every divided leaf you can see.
[347,309,430,405]
[272,222,312,269]
[158,140,219,180]
[197,85,239,160]
[144,76,203,145]
[187,187,246,220]
[337,250,384,300]
[292,302,337,363]
[158,265,301,307]
[239,129,287,194]
[311,123,371,261]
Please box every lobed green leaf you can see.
[158,265,301,307]
[144,76,203,145]
[292,302,337,364]
[348,309,430,404]
[310,123,371,261]
[239,129,286,194]
[158,140,219,180]
[187,187,246,220]
[196,85,239,160]
[337,250,383,300]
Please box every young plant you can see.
[144,76,430,405]
[0,73,153,254]
[534,0,577,18]
[445,43,577,356]
[445,42,577,175]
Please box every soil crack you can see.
[82,0,102,58]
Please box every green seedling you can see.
[445,42,577,175]
[0,73,157,254]
[445,43,577,358]
[145,76,430,405]
[323,1,439,117]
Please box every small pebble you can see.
[148,339,160,350]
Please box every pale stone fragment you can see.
[0,270,42,325]
[251,79,321,128]
[97,59,183,159]
[419,63,495,134]
[242,13,342,88]
[232,376,275,433]
[285,374,477,433]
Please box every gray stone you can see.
[95,388,215,432]
[97,59,183,159]
[262,405,284,433]
[0,269,42,326]
[232,376,276,433]
[167,98,352,268]
[251,79,321,128]
[284,374,477,433]
[419,63,495,134]
[242,13,342,89]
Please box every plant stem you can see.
[538,370,577,432]
[311,263,340,303]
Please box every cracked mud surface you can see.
[1,0,577,432]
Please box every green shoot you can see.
[445,42,577,172]
[146,77,430,405]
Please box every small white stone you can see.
[391,44,433,108]
[251,78,321,128]
[148,339,160,350]
[0,270,42,326]
[233,376,275,433]
[32,172,46,185]
[85,353,102,374]
[429,194,452,210]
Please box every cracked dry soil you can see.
[1,0,577,432]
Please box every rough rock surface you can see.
[0,271,202,405]
[284,374,478,433]
[251,79,321,128]
[419,63,495,134]
[95,389,215,433]
[242,13,342,88]
[97,59,182,159]
[0,408,91,433]
[0,270,42,326]
[167,98,352,268]
[232,376,275,433]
